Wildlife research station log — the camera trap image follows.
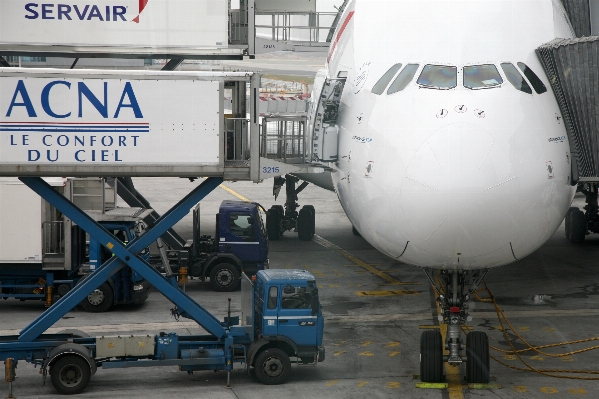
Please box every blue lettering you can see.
[115,150,122,161]
[57,135,69,146]
[41,3,54,19]
[47,150,59,162]
[6,80,37,117]
[28,150,40,161]
[25,3,39,19]
[23,135,29,145]
[132,136,139,146]
[41,81,71,118]
[75,136,85,146]
[91,150,96,161]
[119,136,126,146]
[87,5,103,21]
[101,136,113,146]
[90,136,96,146]
[73,4,89,20]
[78,82,108,118]
[10,135,17,146]
[113,6,126,21]
[106,6,110,22]
[42,135,52,146]
[101,150,108,161]
[75,150,85,162]
[114,82,143,118]
[57,4,71,20]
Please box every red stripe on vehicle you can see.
[327,11,355,63]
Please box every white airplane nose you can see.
[401,123,520,265]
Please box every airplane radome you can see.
[311,0,578,384]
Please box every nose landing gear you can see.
[420,268,490,384]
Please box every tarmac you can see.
[1,177,599,399]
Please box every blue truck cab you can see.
[182,200,269,291]
[244,269,325,383]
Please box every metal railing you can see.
[260,116,308,163]
[42,221,64,255]
[255,11,338,45]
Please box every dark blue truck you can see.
[167,200,269,292]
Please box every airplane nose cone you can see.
[401,123,519,262]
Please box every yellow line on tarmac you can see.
[313,235,409,286]
[219,184,252,202]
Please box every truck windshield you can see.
[281,285,313,309]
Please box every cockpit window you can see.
[500,63,532,94]
[417,65,457,89]
[463,64,503,89]
[372,63,402,95]
[517,62,547,94]
[387,64,419,94]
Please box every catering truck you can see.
[0,177,151,311]
[0,269,325,395]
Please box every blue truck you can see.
[165,200,269,292]
[1,270,324,395]
[0,178,151,312]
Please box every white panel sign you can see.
[0,74,221,166]
[0,0,228,50]
[255,0,316,13]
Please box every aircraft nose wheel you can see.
[466,331,490,383]
[420,330,443,382]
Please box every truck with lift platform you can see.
[0,178,325,396]
[0,177,151,312]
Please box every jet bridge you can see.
[536,36,599,181]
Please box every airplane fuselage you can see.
[325,0,576,270]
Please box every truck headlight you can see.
[133,284,145,291]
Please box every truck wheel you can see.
[210,263,240,292]
[297,207,313,241]
[79,282,114,313]
[50,355,92,395]
[266,206,282,240]
[254,348,291,385]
